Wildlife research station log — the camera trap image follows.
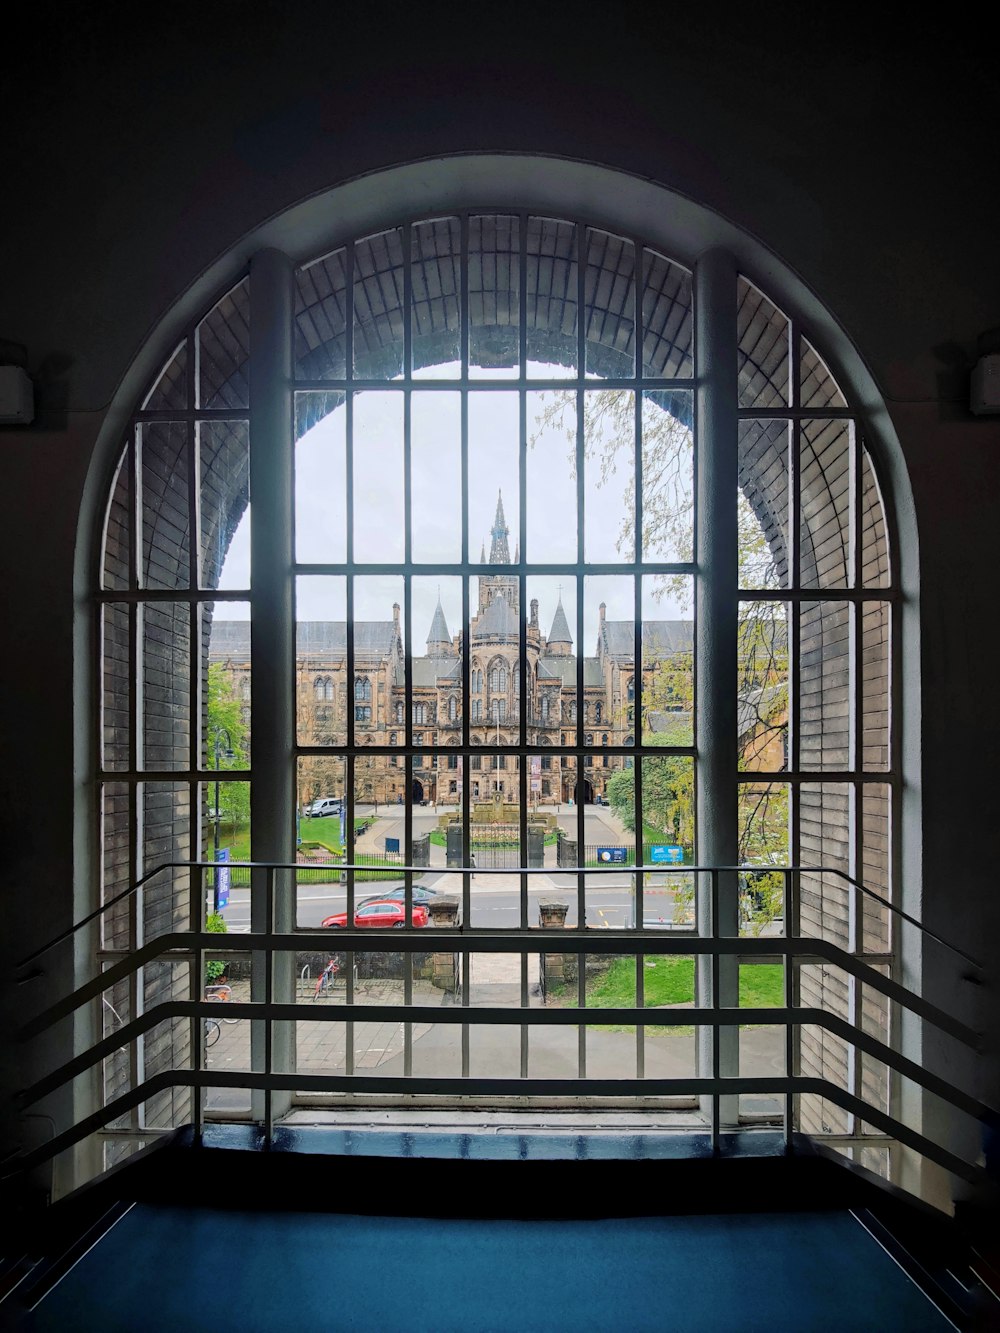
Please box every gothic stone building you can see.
[208,493,697,808]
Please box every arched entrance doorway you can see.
[411,779,425,805]
[574,779,595,805]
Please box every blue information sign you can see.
[216,847,231,908]
[596,846,628,864]
[650,844,684,864]
[385,836,400,854]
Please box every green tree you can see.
[533,390,789,929]
[207,663,250,835]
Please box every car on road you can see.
[356,884,438,909]
[322,899,429,929]
[305,797,343,818]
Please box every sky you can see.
[216,363,697,652]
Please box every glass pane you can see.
[200,419,249,590]
[296,576,347,746]
[800,336,846,409]
[197,278,249,410]
[101,782,131,950]
[642,250,693,378]
[353,228,404,379]
[469,214,519,378]
[469,390,519,565]
[204,601,251,769]
[296,755,346,928]
[861,602,890,770]
[141,785,192,935]
[102,604,130,771]
[142,604,190,771]
[140,422,190,591]
[412,391,461,562]
[640,756,694,867]
[738,782,789,939]
[800,601,851,772]
[530,575,577,748]
[738,277,790,408]
[142,340,188,411]
[584,389,634,562]
[860,443,890,588]
[738,600,788,771]
[295,248,347,381]
[798,785,851,950]
[102,442,132,591]
[526,217,577,376]
[738,419,789,589]
[585,228,635,378]
[641,390,694,563]
[413,575,462,740]
[295,393,346,564]
[861,785,891,956]
[411,217,460,376]
[468,783,522,928]
[800,419,853,588]
[200,778,251,921]
[526,390,577,562]
[354,575,404,739]
[642,576,693,746]
[353,391,404,564]
[585,575,634,763]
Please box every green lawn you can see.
[582,957,783,1031]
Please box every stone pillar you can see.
[412,833,430,867]
[527,822,545,868]
[538,899,570,996]
[556,830,577,868]
[446,822,463,868]
[427,896,460,993]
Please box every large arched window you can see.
[96,186,897,1176]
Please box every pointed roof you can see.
[548,596,572,645]
[426,595,451,650]
[479,541,486,563]
[489,490,511,564]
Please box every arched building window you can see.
[94,182,900,1175]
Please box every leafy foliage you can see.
[207,663,250,833]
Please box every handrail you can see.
[16,930,984,1050]
[16,859,984,973]
[10,858,993,1206]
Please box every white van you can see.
[305,796,342,818]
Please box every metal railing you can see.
[8,861,993,1200]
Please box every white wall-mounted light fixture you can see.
[971,329,1000,416]
[0,364,34,424]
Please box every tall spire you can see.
[489,490,511,564]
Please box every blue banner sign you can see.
[596,846,628,864]
[385,836,400,854]
[650,844,684,864]
[216,847,231,908]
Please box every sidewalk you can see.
[205,971,784,1112]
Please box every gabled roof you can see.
[538,656,604,688]
[601,620,693,658]
[474,596,519,640]
[209,620,401,663]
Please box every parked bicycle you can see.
[313,957,340,1000]
[205,982,239,1022]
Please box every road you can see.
[217,879,691,931]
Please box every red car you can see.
[322,898,429,929]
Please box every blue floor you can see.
[33,1204,949,1332]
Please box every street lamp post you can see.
[211,726,233,915]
